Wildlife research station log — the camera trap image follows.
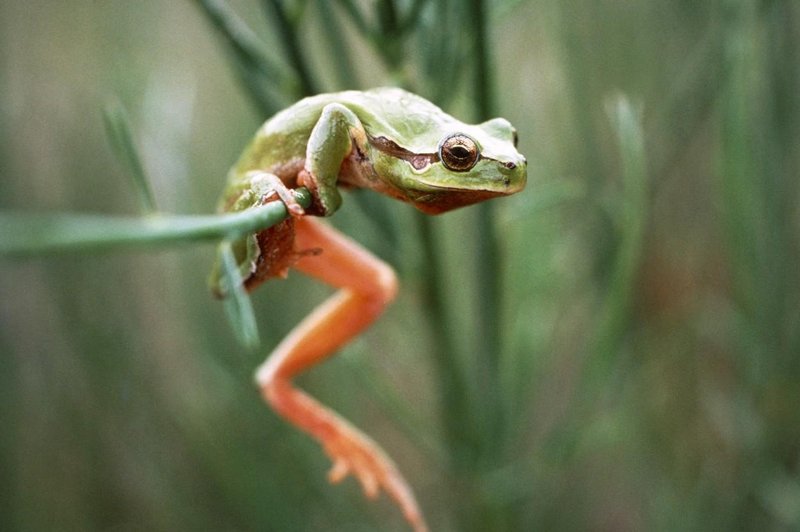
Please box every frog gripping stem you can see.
[215,88,527,531]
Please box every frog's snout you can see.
[504,154,527,170]
[501,154,527,191]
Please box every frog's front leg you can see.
[298,103,365,216]
[255,217,427,532]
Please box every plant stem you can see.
[467,2,514,530]
[0,189,311,256]
[103,103,157,215]
[414,214,477,466]
[194,0,291,115]
[314,0,360,89]
[586,96,648,381]
[262,0,318,96]
[470,0,501,376]
[218,239,261,349]
[471,0,494,118]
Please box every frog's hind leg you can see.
[255,216,427,532]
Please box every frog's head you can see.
[371,117,527,214]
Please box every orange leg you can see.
[255,217,428,532]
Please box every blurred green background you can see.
[1,1,799,530]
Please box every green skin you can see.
[213,87,527,289]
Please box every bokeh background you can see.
[1,1,799,530]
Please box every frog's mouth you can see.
[407,187,509,215]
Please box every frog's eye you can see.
[439,133,480,172]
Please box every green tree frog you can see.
[210,87,526,531]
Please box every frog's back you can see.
[332,88,460,152]
[230,95,332,177]
[232,88,456,176]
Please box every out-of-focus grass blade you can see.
[419,0,468,106]
[588,94,648,376]
[103,102,157,214]
[397,0,429,33]
[718,2,766,319]
[261,0,317,96]
[507,179,586,221]
[0,189,311,256]
[217,239,260,350]
[194,0,293,114]
[333,0,371,38]
[349,190,398,252]
[314,0,360,89]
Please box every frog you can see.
[210,87,526,532]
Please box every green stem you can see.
[470,0,504,436]
[335,0,371,37]
[218,239,261,350]
[314,0,360,89]
[0,189,311,256]
[415,214,476,466]
[377,0,399,34]
[468,2,514,530]
[397,0,429,33]
[375,0,405,73]
[471,0,494,118]
[470,0,501,372]
[262,0,318,96]
[586,96,648,385]
[194,0,291,115]
[103,103,157,215]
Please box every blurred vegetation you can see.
[1,1,799,531]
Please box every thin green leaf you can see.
[261,0,318,96]
[414,213,477,467]
[333,0,371,37]
[218,239,260,350]
[377,0,399,36]
[345,354,446,464]
[313,0,360,89]
[103,102,157,214]
[0,189,311,256]
[349,190,398,254]
[470,0,494,120]
[589,95,649,374]
[419,0,467,105]
[193,0,294,114]
[397,0,429,34]
[508,179,586,221]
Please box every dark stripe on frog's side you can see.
[367,135,438,170]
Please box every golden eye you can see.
[439,133,480,172]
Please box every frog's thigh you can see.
[255,216,397,382]
[301,103,364,216]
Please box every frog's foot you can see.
[261,380,428,532]
[322,421,428,532]
[296,168,342,217]
[244,170,305,217]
